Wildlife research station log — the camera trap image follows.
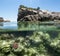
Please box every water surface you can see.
[0,22,17,31]
[0,21,60,31]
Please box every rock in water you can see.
[0,17,4,22]
[17,5,60,22]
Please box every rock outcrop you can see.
[0,17,4,22]
[0,17,10,22]
[17,5,60,21]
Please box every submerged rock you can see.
[0,31,60,56]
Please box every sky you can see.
[0,0,60,21]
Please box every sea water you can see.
[0,22,17,31]
[0,21,60,56]
[0,21,60,31]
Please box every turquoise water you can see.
[0,22,17,31]
[0,21,60,31]
[18,21,60,31]
[0,22,60,56]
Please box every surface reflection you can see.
[18,21,60,31]
[0,21,60,31]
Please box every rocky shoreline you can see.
[0,17,10,22]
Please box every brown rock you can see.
[17,5,60,21]
[0,17,4,22]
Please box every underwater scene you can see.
[0,22,60,56]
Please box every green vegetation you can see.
[0,31,60,56]
[0,21,60,56]
[37,7,40,10]
[19,5,37,10]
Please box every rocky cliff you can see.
[17,5,60,21]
